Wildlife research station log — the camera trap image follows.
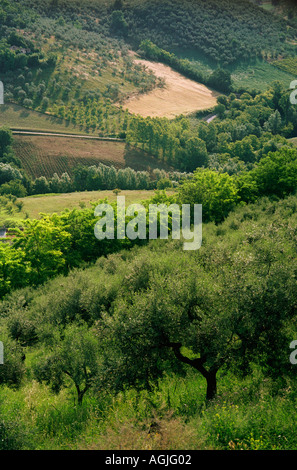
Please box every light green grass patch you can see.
[0,190,173,226]
[0,103,93,135]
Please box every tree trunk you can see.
[77,390,84,405]
[75,384,85,406]
[205,370,217,400]
[76,384,90,406]
[169,342,219,400]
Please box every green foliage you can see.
[0,244,31,297]
[139,40,232,93]
[2,194,295,400]
[0,127,13,156]
[271,56,297,75]
[0,194,296,447]
[0,163,23,185]
[0,203,142,297]
[34,323,101,404]
[0,181,27,197]
[1,0,297,451]
[208,69,232,94]
[1,141,296,298]
[244,147,297,198]
[110,10,128,36]
[13,216,72,285]
[177,169,239,223]
[125,81,297,173]
[0,329,25,388]
[125,0,295,66]
[0,28,52,73]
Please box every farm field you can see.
[271,57,297,76]
[0,189,168,226]
[169,48,296,93]
[12,135,170,179]
[288,137,297,146]
[121,59,219,118]
[230,61,295,92]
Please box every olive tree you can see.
[0,330,25,388]
[97,209,297,400]
[34,323,101,405]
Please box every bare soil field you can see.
[121,59,219,118]
[13,135,172,178]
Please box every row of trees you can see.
[174,147,297,223]
[0,161,189,198]
[0,1,164,136]
[71,164,187,192]
[0,125,191,197]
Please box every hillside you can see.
[1,0,297,184]
[1,0,297,455]
[0,103,95,135]
[2,0,297,121]
[122,0,297,65]
[0,194,297,450]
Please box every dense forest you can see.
[1,0,297,453]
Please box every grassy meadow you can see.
[0,103,90,134]
[168,48,296,93]
[1,366,297,450]
[0,189,166,227]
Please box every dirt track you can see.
[11,129,124,141]
[121,59,219,118]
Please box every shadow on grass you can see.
[124,143,173,173]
